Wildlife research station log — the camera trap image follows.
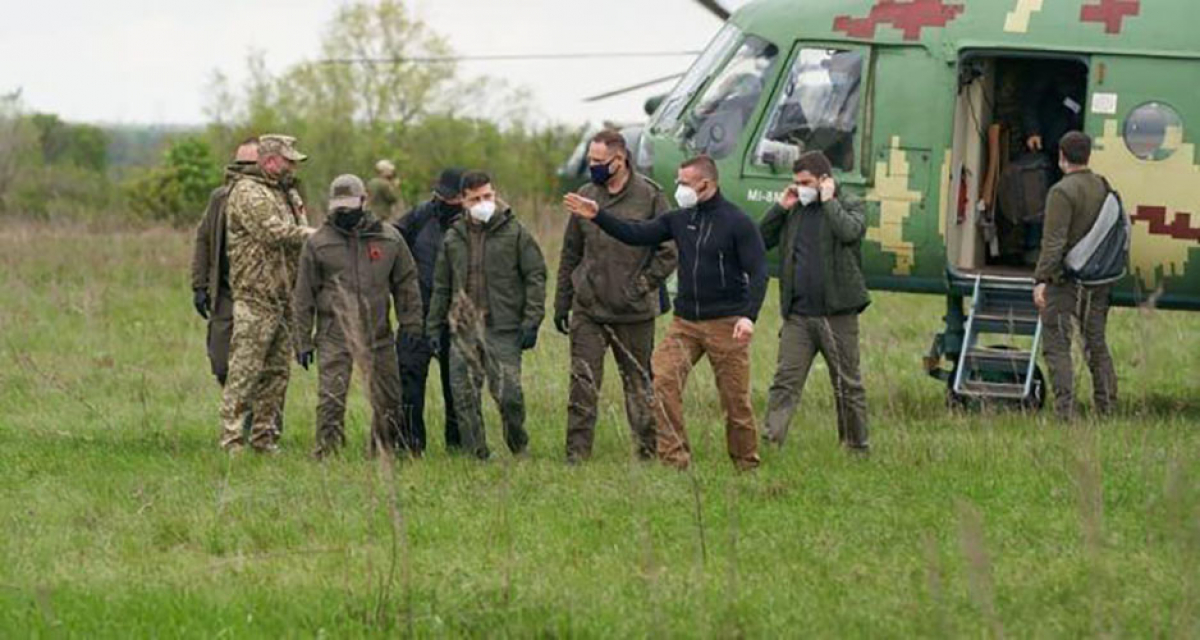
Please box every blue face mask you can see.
[588,159,617,186]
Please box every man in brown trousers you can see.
[293,175,424,457]
[759,151,871,452]
[565,155,767,471]
[1033,131,1118,420]
[555,130,677,463]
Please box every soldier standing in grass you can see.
[555,130,676,464]
[426,171,546,460]
[394,168,466,455]
[759,151,871,453]
[1033,131,1119,420]
[218,134,314,453]
[191,137,259,387]
[293,175,423,458]
[368,159,405,220]
[564,155,767,471]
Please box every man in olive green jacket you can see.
[555,130,677,463]
[759,151,871,452]
[293,175,424,457]
[1033,131,1117,420]
[427,171,547,460]
[191,138,259,386]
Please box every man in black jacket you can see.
[564,155,767,470]
[394,168,465,454]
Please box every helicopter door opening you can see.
[946,54,1089,277]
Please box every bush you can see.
[124,136,222,226]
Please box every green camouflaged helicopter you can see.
[622,0,1199,407]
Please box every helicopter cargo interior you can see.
[945,54,1089,279]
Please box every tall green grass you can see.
[1,227,1197,637]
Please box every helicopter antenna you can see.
[693,0,731,21]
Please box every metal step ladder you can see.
[952,274,1044,404]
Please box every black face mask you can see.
[589,159,619,186]
[332,209,365,231]
[437,199,463,219]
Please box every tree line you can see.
[0,1,581,227]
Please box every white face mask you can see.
[469,200,496,223]
[797,186,819,207]
[675,185,699,209]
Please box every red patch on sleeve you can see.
[1080,0,1140,34]
[368,245,383,261]
[833,0,965,41]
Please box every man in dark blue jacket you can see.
[564,155,767,470]
[394,168,464,454]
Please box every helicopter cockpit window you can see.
[680,36,780,160]
[651,23,742,134]
[756,49,864,172]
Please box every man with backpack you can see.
[1033,131,1121,420]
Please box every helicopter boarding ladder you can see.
[951,274,1045,407]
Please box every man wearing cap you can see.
[294,175,423,457]
[555,130,676,464]
[219,134,314,453]
[394,168,466,455]
[368,159,404,220]
[191,137,260,387]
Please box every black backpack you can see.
[1064,177,1131,286]
[998,153,1052,224]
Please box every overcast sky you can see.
[0,0,751,128]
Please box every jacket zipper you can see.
[718,250,726,289]
[691,210,703,319]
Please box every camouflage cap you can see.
[259,134,308,163]
[328,174,367,211]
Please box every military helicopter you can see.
[607,0,1200,409]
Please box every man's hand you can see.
[778,185,799,210]
[732,317,755,344]
[819,177,837,203]
[192,289,210,320]
[1027,135,1043,152]
[428,335,442,354]
[519,326,539,351]
[1033,283,1048,311]
[554,311,570,335]
[296,349,314,370]
[563,193,599,220]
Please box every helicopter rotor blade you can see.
[693,0,731,21]
[582,73,685,103]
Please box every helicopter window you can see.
[1124,102,1184,161]
[651,23,742,134]
[680,35,781,160]
[757,49,864,172]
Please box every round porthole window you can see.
[1123,102,1184,161]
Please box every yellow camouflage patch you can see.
[1090,119,1200,289]
[1004,0,1045,34]
[867,136,923,275]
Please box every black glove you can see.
[297,349,314,370]
[554,311,570,335]
[428,335,442,354]
[519,326,539,351]
[193,289,210,320]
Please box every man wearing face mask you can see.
[427,171,547,460]
[293,175,423,458]
[759,151,871,452]
[555,130,677,464]
[393,168,466,455]
[564,155,768,471]
[219,134,315,453]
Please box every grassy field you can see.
[1,226,1197,637]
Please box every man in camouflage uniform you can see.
[368,159,405,220]
[219,134,314,452]
[293,175,424,458]
[191,137,259,386]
